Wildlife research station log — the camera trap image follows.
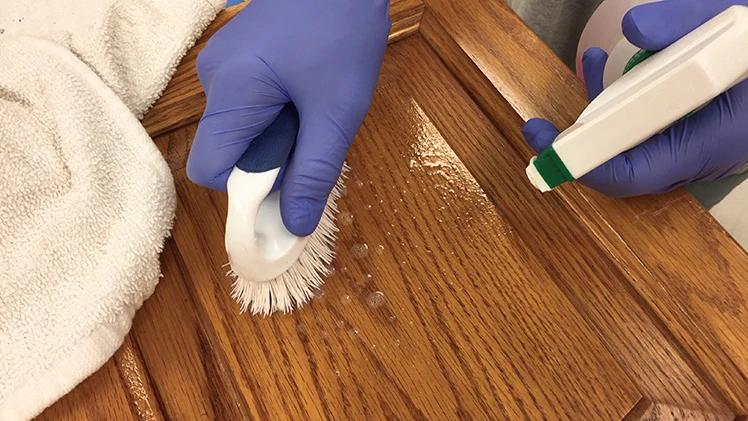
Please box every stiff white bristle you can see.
[227,165,349,316]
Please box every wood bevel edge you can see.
[164,239,257,420]
[113,335,167,421]
[621,398,655,421]
[621,398,735,421]
[143,0,425,138]
[417,7,748,415]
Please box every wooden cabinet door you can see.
[36,1,748,420]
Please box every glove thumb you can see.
[521,118,560,154]
[280,110,353,236]
[582,47,608,101]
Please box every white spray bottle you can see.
[526,5,748,192]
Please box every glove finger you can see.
[521,118,560,154]
[582,47,608,101]
[186,60,289,191]
[622,0,745,51]
[280,111,353,236]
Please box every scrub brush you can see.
[224,102,345,316]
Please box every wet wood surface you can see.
[419,0,748,415]
[144,35,645,420]
[35,0,748,419]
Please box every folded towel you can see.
[1,0,224,117]
[0,0,223,419]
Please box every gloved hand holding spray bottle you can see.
[523,0,748,197]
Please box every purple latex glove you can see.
[187,0,391,235]
[522,0,748,198]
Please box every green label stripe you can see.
[533,144,575,189]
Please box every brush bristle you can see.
[227,165,349,316]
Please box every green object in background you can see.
[622,49,657,75]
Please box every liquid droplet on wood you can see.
[324,264,336,278]
[348,328,360,339]
[350,243,369,259]
[312,287,325,301]
[339,211,354,226]
[367,291,385,309]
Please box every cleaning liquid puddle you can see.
[350,243,369,259]
[339,212,354,226]
[312,287,325,301]
[366,291,385,308]
[324,264,336,277]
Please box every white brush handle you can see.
[224,102,305,284]
[225,167,309,284]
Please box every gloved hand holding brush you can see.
[522,0,748,198]
[187,0,391,235]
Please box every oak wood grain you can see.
[34,337,163,421]
[34,360,137,421]
[622,398,733,421]
[419,0,748,413]
[135,35,645,420]
[140,0,425,138]
[130,243,252,420]
[620,399,731,421]
[419,11,733,419]
[112,336,165,421]
[35,0,748,418]
[635,405,733,421]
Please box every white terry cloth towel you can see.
[1,0,224,117]
[0,0,223,419]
